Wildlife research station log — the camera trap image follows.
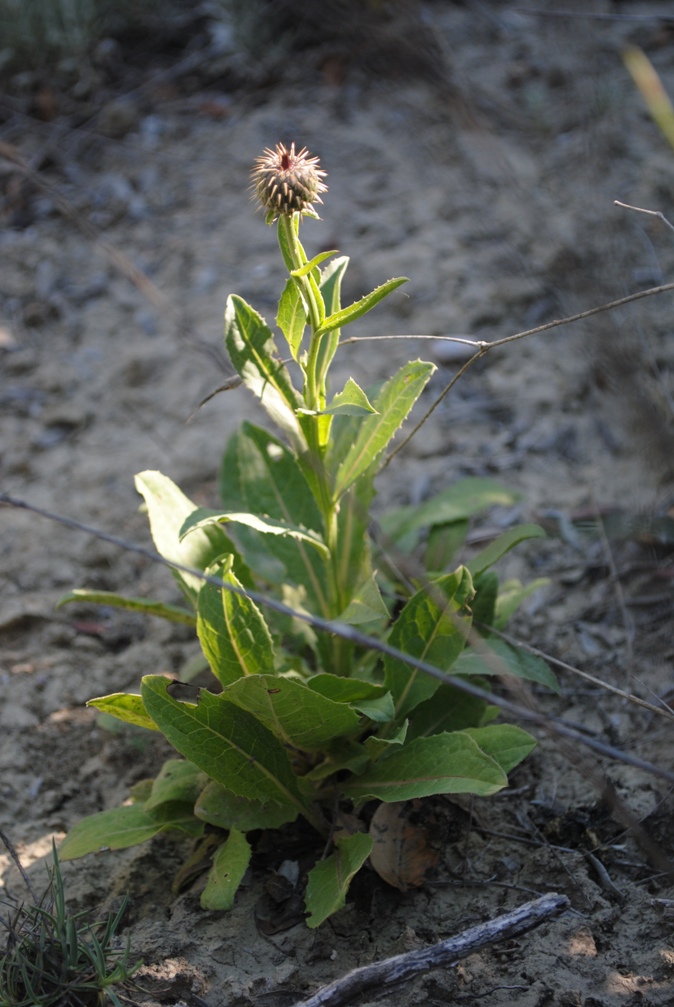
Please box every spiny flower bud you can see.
[251,142,327,223]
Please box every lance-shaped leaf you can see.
[460,725,537,774]
[235,422,330,617]
[384,567,474,721]
[180,506,329,556]
[308,675,394,722]
[337,574,390,636]
[200,831,251,911]
[135,470,247,605]
[277,279,306,361]
[197,558,274,686]
[467,523,547,579]
[221,674,360,751]
[341,732,507,802]
[313,255,350,390]
[407,685,498,742]
[59,802,204,860]
[225,294,306,452]
[322,378,377,417]
[495,577,549,628]
[305,832,374,928]
[291,250,339,277]
[334,360,435,499]
[87,692,158,731]
[452,638,559,693]
[195,780,298,831]
[381,477,520,548]
[140,676,318,827]
[57,590,196,627]
[144,759,208,812]
[314,277,408,338]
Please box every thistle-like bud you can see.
[251,142,327,223]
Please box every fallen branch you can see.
[292,892,570,1007]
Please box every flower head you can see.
[251,142,327,223]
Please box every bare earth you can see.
[3,3,674,1005]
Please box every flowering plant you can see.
[59,144,554,925]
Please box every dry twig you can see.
[291,893,569,1007]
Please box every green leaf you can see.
[424,520,469,572]
[180,506,329,556]
[495,577,549,628]
[407,685,498,741]
[59,803,204,860]
[141,676,316,823]
[135,470,245,605]
[323,378,377,417]
[225,294,306,452]
[200,831,251,911]
[305,833,374,928]
[197,558,275,686]
[302,739,370,782]
[235,422,331,617]
[338,574,390,635]
[277,279,306,361]
[291,250,339,277]
[384,567,474,721]
[452,639,560,693]
[471,571,499,629]
[467,524,547,579]
[314,277,409,338]
[364,721,408,758]
[381,478,520,547]
[57,590,196,627]
[334,360,435,498]
[144,760,208,812]
[221,674,360,751]
[341,732,507,802]
[313,255,350,387]
[461,725,537,773]
[195,780,298,831]
[307,675,394,722]
[87,692,159,731]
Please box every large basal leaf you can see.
[277,278,306,361]
[200,830,251,911]
[467,523,547,579]
[307,674,394,722]
[341,732,507,802]
[87,692,158,731]
[141,676,316,824]
[452,638,560,693]
[406,685,499,742]
[195,780,298,831]
[314,277,408,338]
[305,832,374,928]
[384,567,474,721]
[225,294,306,452]
[179,506,328,556]
[221,674,360,751]
[135,470,245,605]
[57,590,195,627]
[144,759,208,812]
[381,478,520,548]
[334,360,435,499]
[460,725,537,773]
[197,558,274,686]
[59,802,203,860]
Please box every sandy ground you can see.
[3,2,674,1004]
